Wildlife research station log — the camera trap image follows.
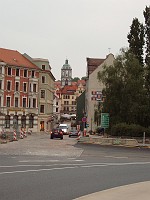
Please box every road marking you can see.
[0,166,78,175]
[19,160,59,163]
[81,164,108,168]
[105,156,128,159]
[1,162,150,175]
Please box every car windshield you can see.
[59,126,67,129]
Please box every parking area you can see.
[0,132,83,157]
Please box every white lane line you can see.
[105,156,128,159]
[19,160,59,163]
[1,162,150,175]
[0,166,78,175]
[81,165,108,168]
[1,161,150,168]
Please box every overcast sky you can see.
[0,0,149,80]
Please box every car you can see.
[50,128,63,139]
[68,130,79,138]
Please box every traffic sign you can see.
[101,113,109,128]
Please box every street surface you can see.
[0,132,150,200]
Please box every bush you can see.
[110,123,148,138]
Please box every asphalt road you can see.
[0,133,150,200]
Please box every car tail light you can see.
[50,131,52,134]
[60,131,63,135]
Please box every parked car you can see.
[69,130,79,138]
[50,128,63,139]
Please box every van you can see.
[59,124,69,135]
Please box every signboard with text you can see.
[101,113,109,128]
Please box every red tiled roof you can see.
[86,57,105,76]
[77,79,86,85]
[61,85,77,95]
[0,48,39,69]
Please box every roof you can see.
[61,85,78,95]
[61,59,71,69]
[86,57,105,77]
[0,48,40,70]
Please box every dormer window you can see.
[16,68,19,76]
[31,70,35,78]
[42,65,45,70]
[8,67,11,76]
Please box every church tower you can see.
[61,59,72,86]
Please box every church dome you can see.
[62,59,71,69]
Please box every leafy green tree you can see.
[127,18,145,66]
[143,6,150,66]
[81,76,87,80]
[72,77,80,82]
[143,6,150,127]
[97,48,145,127]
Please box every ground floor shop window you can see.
[40,121,44,131]
[5,115,10,128]
[29,115,34,128]
[21,115,26,128]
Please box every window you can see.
[24,69,27,77]
[15,82,19,91]
[0,96,1,107]
[0,80,2,89]
[7,81,11,91]
[23,83,27,92]
[31,71,35,78]
[13,115,18,129]
[56,102,58,105]
[5,115,10,128]
[33,98,36,108]
[29,114,34,128]
[7,97,11,107]
[15,97,19,107]
[42,65,45,70]
[28,98,31,108]
[23,98,26,108]
[8,67,11,75]
[40,105,44,113]
[41,90,45,98]
[42,76,45,83]
[0,67,2,74]
[16,68,19,76]
[33,84,36,92]
[21,115,26,128]
[29,83,31,92]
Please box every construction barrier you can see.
[23,130,27,138]
[20,130,24,139]
[13,130,18,141]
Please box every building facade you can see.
[85,54,115,131]
[23,54,56,132]
[0,48,40,132]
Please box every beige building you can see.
[85,54,115,131]
[23,54,55,131]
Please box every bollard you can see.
[13,130,18,141]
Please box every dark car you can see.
[69,130,79,138]
[50,128,63,139]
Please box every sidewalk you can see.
[74,181,150,200]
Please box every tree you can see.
[144,6,150,94]
[127,18,145,66]
[72,77,80,82]
[97,48,145,127]
[143,6,150,66]
[81,76,87,80]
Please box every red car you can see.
[50,128,63,140]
